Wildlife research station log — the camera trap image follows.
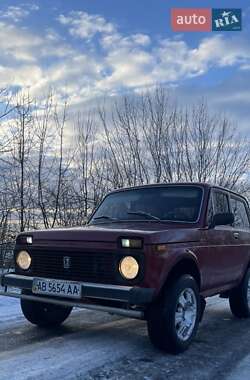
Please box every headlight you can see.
[119,256,139,280]
[121,238,143,249]
[16,250,31,270]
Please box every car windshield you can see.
[89,186,203,224]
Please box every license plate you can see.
[32,278,82,299]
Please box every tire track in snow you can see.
[0,294,229,380]
[0,315,147,380]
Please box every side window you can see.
[206,195,214,226]
[213,191,230,214]
[231,197,250,229]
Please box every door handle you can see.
[233,232,240,240]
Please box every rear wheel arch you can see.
[229,268,250,318]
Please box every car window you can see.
[231,197,250,229]
[90,186,203,223]
[206,194,214,226]
[213,191,229,214]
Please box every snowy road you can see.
[1,296,250,380]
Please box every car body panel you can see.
[4,182,250,308]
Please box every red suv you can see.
[1,183,250,353]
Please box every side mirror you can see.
[210,212,234,228]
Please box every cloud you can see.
[0,64,43,87]
[0,4,39,23]
[0,7,249,123]
[0,21,43,62]
[0,20,73,65]
[56,11,250,96]
[101,32,151,49]
[58,11,115,40]
[98,32,154,89]
[151,35,250,83]
[240,64,250,70]
[191,35,250,68]
[173,70,250,134]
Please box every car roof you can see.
[110,182,215,193]
[109,182,248,203]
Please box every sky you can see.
[0,0,249,132]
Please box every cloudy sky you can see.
[0,0,249,132]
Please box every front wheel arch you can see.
[162,258,201,296]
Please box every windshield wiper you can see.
[127,211,161,221]
[93,215,119,221]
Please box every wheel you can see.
[21,291,73,327]
[146,275,200,354]
[229,269,250,318]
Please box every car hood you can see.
[19,222,201,245]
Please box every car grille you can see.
[27,249,116,284]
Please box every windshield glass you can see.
[89,186,203,224]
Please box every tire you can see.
[229,269,250,318]
[21,290,73,327]
[146,275,200,354]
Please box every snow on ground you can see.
[0,293,250,380]
[0,294,147,380]
[0,315,145,380]
[0,284,24,330]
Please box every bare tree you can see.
[9,92,36,231]
[98,90,250,193]
[0,87,249,242]
[34,96,71,228]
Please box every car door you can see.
[229,195,250,279]
[204,188,236,289]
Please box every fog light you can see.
[16,250,31,270]
[121,238,142,249]
[119,256,139,280]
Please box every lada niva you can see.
[1,183,250,353]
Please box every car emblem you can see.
[63,256,71,269]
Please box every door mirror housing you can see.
[210,212,234,228]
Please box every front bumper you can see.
[0,273,155,319]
